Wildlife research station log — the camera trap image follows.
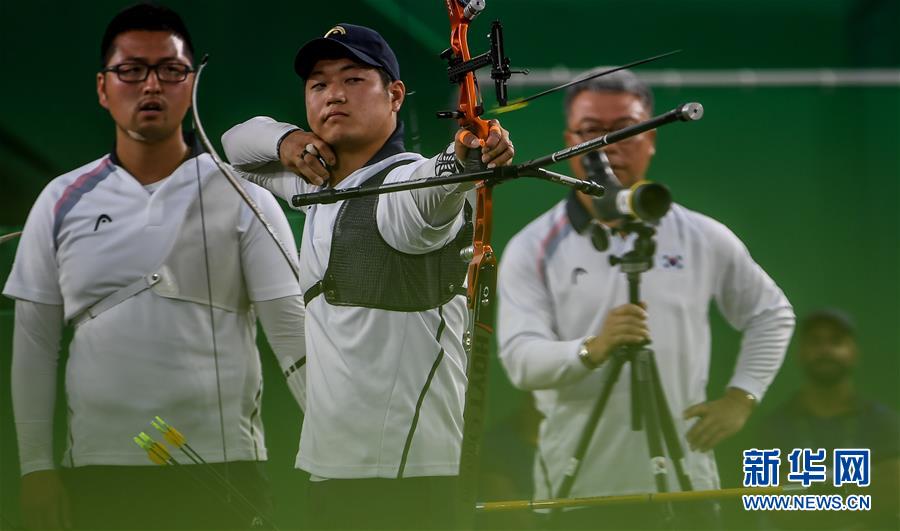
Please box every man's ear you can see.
[389,80,405,112]
[647,128,657,157]
[563,128,577,148]
[97,72,109,110]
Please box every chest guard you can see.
[304,160,473,312]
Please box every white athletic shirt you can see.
[4,151,303,471]
[222,118,471,479]
[498,197,795,501]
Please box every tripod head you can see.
[608,220,657,278]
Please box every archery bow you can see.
[439,1,521,525]
[191,56,300,282]
[188,55,303,509]
[0,231,22,245]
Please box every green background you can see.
[1,0,897,529]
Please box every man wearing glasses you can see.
[497,69,795,529]
[4,3,304,529]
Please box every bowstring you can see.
[193,149,230,495]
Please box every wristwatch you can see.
[577,335,601,370]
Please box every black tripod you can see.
[553,221,693,527]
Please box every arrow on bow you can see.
[486,49,683,115]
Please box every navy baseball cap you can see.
[800,308,856,338]
[294,23,400,81]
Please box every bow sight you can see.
[437,3,527,119]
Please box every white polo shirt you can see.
[223,118,470,479]
[4,151,301,468]
[498,195,795,500]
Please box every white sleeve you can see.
[406,143,475,226]
[3,185,63,305]
[221,116,314,209]
[376,144,474,254]
[238,181,302,302]
[11,300,64,475]
[255,296,307,413]
[711,223,795,401]
[497,231,592,390]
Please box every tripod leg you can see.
[630,357,642,430]
[633,347,676,528]
[553,352,627,503]
[648,351,695,492]
[633,349,670,493]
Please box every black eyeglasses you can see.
[569,121,643,143]
[101,62,194,83]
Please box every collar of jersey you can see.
[361,121,407,169]
[327,121,412,190]
[109,130,205,168]
[565,190,592,233]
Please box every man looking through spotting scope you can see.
[497,69,795,529]
[221,22,515,529]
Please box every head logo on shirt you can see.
[661,254,684,270]
[93,214,112,232]
[571,267,588,284]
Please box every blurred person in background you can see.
[759,309,899,530]
[497,69,795,529]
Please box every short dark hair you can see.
[100,2,194,67]
[374,67,392,88]
[800,308,856,340]
[564,68,654,116]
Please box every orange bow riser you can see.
[444,0,495,316]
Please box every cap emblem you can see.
[324,26,347,37]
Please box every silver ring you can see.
[305,143,319,156]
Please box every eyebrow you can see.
[577,116,643,127]
[308,63,370,78]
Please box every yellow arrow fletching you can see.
[147,448,168,466]
[487,100,529,115]
[151,442,172,461]
[163,429,185,448]
[135,433,169,465]
[152,417,186,447]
